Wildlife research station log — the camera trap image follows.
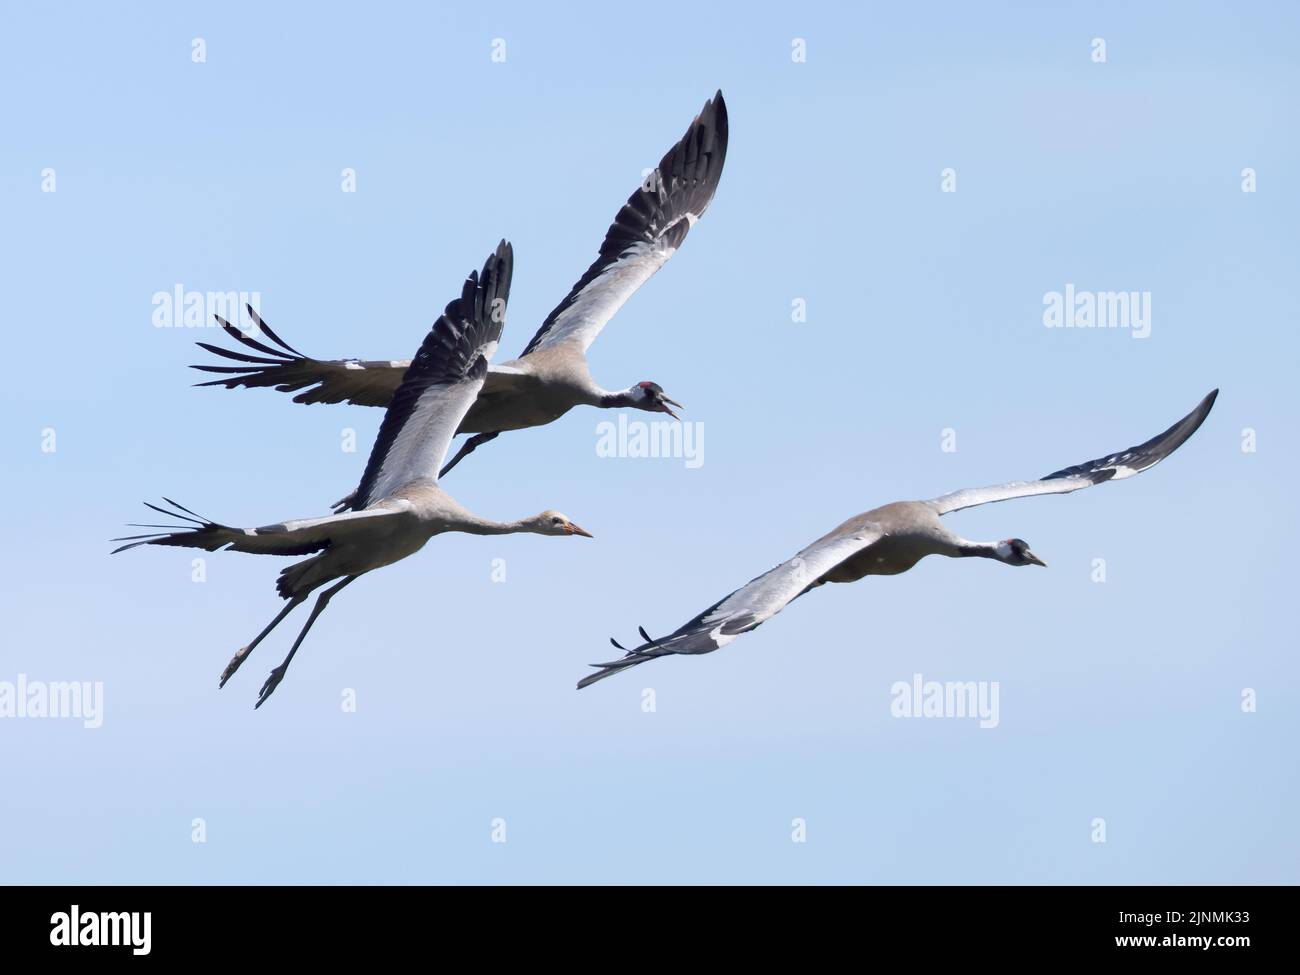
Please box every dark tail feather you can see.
[195,340,283,365]
[576,652,661,690]
[211,317,291,358]
[275,554,327,600]
[161,496,214,523]
[192,311,305,388]
[111,499,225,554]
[577,626,669,690]
[245,303,306,357]
[142,500,204,526]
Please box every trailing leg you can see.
[438,431,500,478]
[219,596,305,688]
[255,576,358,709]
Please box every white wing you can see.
[519,91,728,357]
[351,242,513,508]
[112,497,409,556]
[481,362,530,394]
[577,522,883,688]
[929,390,1218,515]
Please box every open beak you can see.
[1025,551,1047,567]
[565,523,594,538]
[657,396,683,421]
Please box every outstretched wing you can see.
[577,522,883,689]
[192,305,409,407]
[350,242,514,509]
[928,389,1218,516]
[519,90,728,358]
[111,497,407,556]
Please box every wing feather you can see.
[191,308,408,408]
[111,498,406,556]
[928,390,1218,515]
[350,242,513,508]
[577,523,882,688]
[519,91,728,357]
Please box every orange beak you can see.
[565,523,594,538]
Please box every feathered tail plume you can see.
[110,498,232,554]
[111,498,332,564]
[576,626,671,690]
[191,305,315,393]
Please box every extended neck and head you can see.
[597,381,683,419]
[950,536,1047,567]
[460,509,594,539]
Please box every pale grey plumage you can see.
[117,243,593,708]
[192,92,728,482]
[579,390,1218,689]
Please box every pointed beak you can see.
[658,396,683,421]
[565,523,594,538]
[1025,551,1047,567]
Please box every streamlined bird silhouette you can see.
[193,91,728,490]
[578,390,1218,688]
[116,243,593,708]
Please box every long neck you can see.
[947,537,1006,561]
[457,515,539,536]
[597,387,637,409]
[956,538,1003,561]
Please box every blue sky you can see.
[1,1,1296,884]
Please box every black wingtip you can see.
[248,310,305,358]
[161,497,211,522]
[490,240,514,293]
[1040,388,1221,483]
[1188,388,1219,428]
[1187,388,1219,430]
[704,90,728,140]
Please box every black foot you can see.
[254,665,287,709]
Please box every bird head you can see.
[533,510,594,538]
[631,381,683,420]
[996,538,1047,567]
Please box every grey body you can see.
[272,481,580,600]
[462,349,601,433]
[193,92,728,479]
[118,243,592,708]
[811,502,962,583]
[578,390,1219,689]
